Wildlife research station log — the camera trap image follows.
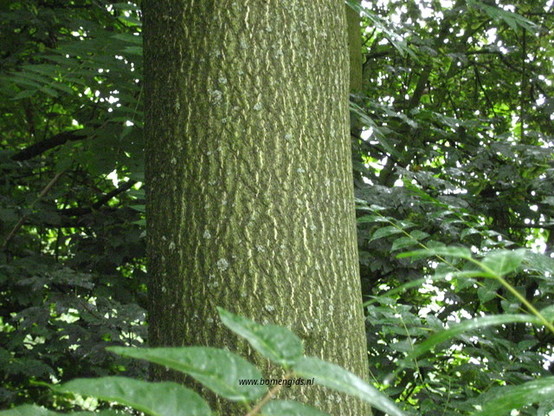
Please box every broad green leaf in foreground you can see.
[293,357,406,416]
[472,377,554,416]
[108,346,266,401]
[261,400,330,416]
[404,314,542,363]
[54,377,210,416]
[0,405,120,416]
[218,307,304,367]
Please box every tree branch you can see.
[59,180,138,216]
[11,130,86,161]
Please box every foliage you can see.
[2,308,553,415]
[0,0,146,408]
[0,308,406,416]
[351,0,554,413]
[0,0,553,415]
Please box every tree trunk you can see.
[347,0,363,94]
[143,1,370,415]
[346,0,367,190]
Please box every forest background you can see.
[0,0,553,415]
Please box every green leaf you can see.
[404,314,542,363]
[217,307,304,367]
[39,86,58,97]
[119,15,142,26]
[261,400,330,416]
[522,251,554,277]
[477,280,501,303]
[123,46,143,56]
[391,236,418,252]
[344,1,417,59]
[129,204,146,213]
[350,102,402,159]
[369,226,403,242]
[480,249,526,276]
[293,357,406,416]
[11,78,42,90]
[540,305,554,321]
[0,405,119,416]
[357,215,390,223]
[53,377,209,416]
[397,246,472,259]
[468,0,538,33]
[13,71,49,84]
[22,64,57,75]
[112,33,142,45]
[410,230,430,241]
[472,377,554,416]
[112,2,141,11]
[48,82,75,95]
[364,277,427,306]
[108,346,266,401]
[461,227,480,239]
[12,89,37,100]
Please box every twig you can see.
[2,170,65,249]
[59,179,138,216]
[244,373,292,416]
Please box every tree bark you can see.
[144,1,370,415]
[347,0,363,94]
[346,0,368,190]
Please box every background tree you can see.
[143,1,370,415]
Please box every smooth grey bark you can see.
[144,1,370,415]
